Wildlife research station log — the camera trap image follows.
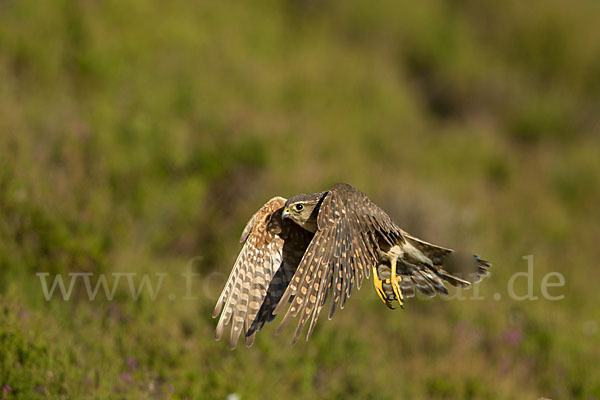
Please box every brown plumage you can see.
[213,183,491,349]
[213,197,312,349]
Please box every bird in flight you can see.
[213,183,491,349]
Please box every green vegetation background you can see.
[1,0,599,398]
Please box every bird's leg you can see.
[390,257,404,309]
[372,266,394,309]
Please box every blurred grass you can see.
[1,0,600,398]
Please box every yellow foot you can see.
[390,259,405,309]
[372,266,394,309]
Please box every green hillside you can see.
[1,0,599,398]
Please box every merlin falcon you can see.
[213,183,491,349]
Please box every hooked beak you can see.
[282,207,291,220]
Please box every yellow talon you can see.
[390,258,404,309]
[373,266,394,309]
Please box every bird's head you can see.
[282,191,327,233]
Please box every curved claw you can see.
[390,259,404,308]
[372,266,394,309]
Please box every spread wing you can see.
[273,183,405,344]
[213,196,312,349]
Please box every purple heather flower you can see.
[503,327,524,347]
[126,357,138,372]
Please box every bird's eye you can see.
[294,203,304,211]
